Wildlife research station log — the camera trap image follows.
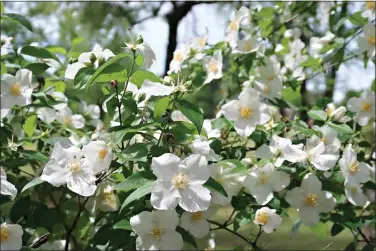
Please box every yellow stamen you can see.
[151,228,163,240]
[240,107,253,119]
[70,162,81,172]
[258,172,269,184]
[304,193,318,207]
[368,36,376,46]
[349,161,360,174]
[0,226,9,241]
[99,149,107,160]
[172,173,189,189]
[199,38,206,47]
[367,2,375,9]
[174,52,183,62]
[191,211,204,221]
[10,83,21,96]
[321,137,326,144]
[64,116,72,125]
[243,42,253,51]
[267,76,274,81]
[208,62,218,73]
[99,192,113,203]
[350,186,358,193]
[264,86,270,94]
[361,102,371,112]
[256,212,269,225]
[229,21,239,31]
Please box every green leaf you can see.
[22,151,49,162]
[331,223,345,237]
[85,53,133,90]
[308,110,327,121]
[233,210,252,232]
[290,220,301,239]
[154,97,170,121]
[177,100,204,133]
[310,222,328,239]
[114,171,155,192]
[121,143,149,162]
[22,115,37,137]
[258,7,274,18]
[0,2,4,14]
[176,226,197,249]
[21,46,59,62]
[1,13,33,31]
[203,177,227,197]
[25,63,50,75]
[1,62,7,74]
[231,196,247,211]
[113,219,132,230]
[21,177,45,193]
[282,86,301,106]
[130,70,160,88]
[300,57,321,69]
[328,122,353,135]
[348,12,368,26]
[120,182,153,210]
[344,242,357,251]
[362,244,375,251]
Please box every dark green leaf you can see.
[177,100,204,133]
[344,242,357,251]
[120,182,153,210]
[22,151,49,162]
[114,171,155,192]
[2,13,33,31]
[21,46,57,61]
[203,177,228,197]
[233,210,252,232]
[154,97,170,121]
[113,219,132,230]
[130,70,160,88]
[176,226,197,249]
[331,223,345,237]
[362,243,375,251]
[25,63,50,75]
[121,143,149,162]
[22,115,37,137]
[21,177,45,193]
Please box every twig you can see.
[357,227,370,244]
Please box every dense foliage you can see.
[0,2,375,251]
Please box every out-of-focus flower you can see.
[0,223,23,251]
[347,90,375,126]
[358,24,376,58]
[1,167,17,200]
[203,50,223,84]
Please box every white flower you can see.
[1,35,13,56]
[170,110,190,123]
[254,207,282,233]
[56,106,86,129]
[180,207,216,239]
[254,58,282,99]
[358,24,376,58]
[130,210,183,250]
[168,46,188,74]
[368,163,375,183]
[203,119,221,139]
[0,69,33,109]
[80,101,100,119]
[87,182,119,213]
[189,36,207,60]
[189,135,220,162]
[347,90,375,126]
[41,143,96,196]
[312,125,341,149]
[285,173,336,226]
[244,162,290,205]
[138,80,174,99]
[151,153,211,212]
[203,50,223,84]
[65,44,115,79]
[38,240,67,250]
[69,132,90,148]
[209,163,244,206]
[284,135,339,171]
[225,6,250,47]
[82,140,112,174]
[234,36,262,54]
[221,88,271,137]
[325,103,350,123]
[339,144,370,185]
[344,181,369,207]
[0,223,23,251]
[309,31,335,57]
[361,2,376,19]
[37,107,57,124]
[1,167,17,200]
[137,42,156,69]
[255,135,292,167]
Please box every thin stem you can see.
[121,50,137,101]
[251,225,263,248]
[357,227,370,244]
[64,197,90,251]
[114,84,125,149]
[208,220,254,246]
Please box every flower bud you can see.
[97,56,105,67]
[89,53,96,64]
[69,57,78,64]
[138,93,146,102]
[110,80,118,88]
[331,106,346,121]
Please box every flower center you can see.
[350,186,358,193]
[361,102,371,112]
[64,116,72,125]
[70,161,81,172]
[368,36,376,46]
[229,21,239,31]
[240,106,253,119]
[264,86,270,94]
[10,83,21,96]
[349,161,360,174]
[367,2,376,9]
[99,149,107,160]
[99,192,113,203]
[0,226,8,241]
[304,193,318,207]
[244,41,253,51]
[267,76,274,81]
[208,62,218,73]
[258,172,269,184]
[256,212,269,225]
[172,173,189,189]
[151,228,163,240]
[199,38,206,47]
[326,107,333,117]
[174,52,184,62]
[321,137,326,144]
[191,211,204,221]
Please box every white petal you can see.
[255,144,273,159]
[301,173,322,194]
[67,159,96,196]
[221,100,240,121]
[189,220,210,238]
[299,207,320,226]
[82,141,112,174]
[179,184,211,212]
[160,231,184,250]
[1,179,17,199]
[283,144,306,163]
[317,191,336,213]
[130,211,153,236]
[71,115,85,129]
[150,181,180,210]
[136,235,159,250]
[182,154,210,185]
[285,187,305,209]
[41,161,70,186]
[64,62,86,79]
[154,210,180,231]
[138,81,174,98]
[251,184,273,205]
[269,171,290,192]
[151,153,180,181]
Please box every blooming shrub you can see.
[0,2,375,251]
